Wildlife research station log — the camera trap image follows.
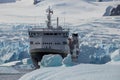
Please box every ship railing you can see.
[28,28,69,32]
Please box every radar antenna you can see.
[46,6,53,29]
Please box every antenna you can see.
[57,17,59,28]
[46,6,53,29]
[64,16,66,27]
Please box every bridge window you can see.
[43,42,53,45]
[54,33,57,35]
[63,41,67,45]
[29,32,42,37]
[43,33,63,36]
[30,41,33,44]
[44,33,54,35]
[50,33,53,35]
[35,42,40,44]
[44,33,49,35]
[63,33,68,37]
[55,43,61,45]
[58,33,61,35]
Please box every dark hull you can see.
[31,48,67,58]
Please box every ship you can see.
[28,7,79,69]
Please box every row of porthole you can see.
[29,32,68,37]
[30,41,67,45]
[44,33,68,36]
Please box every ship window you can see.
[63,33,66,36]
[54,33,57,35]
[63,33,68,37]
[55,43,61,45]
[29,32,33,37]
[44,33,49,35]
[35,42,40,44]
[44,33,54,35]
[29,32,31,35]
[36,32,40,36]
[58,33,61,35]
[63,41,67,45]
[30,41,33,44]
[33,32,36,35]
[50,33,53,35]
[29,32,41,37]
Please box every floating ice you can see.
[62,54,73,66]
[22,58,33,65]
[40,54,63,67]
[111,49,120,61]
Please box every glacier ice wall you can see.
[0,24,31,64]
[0,16,120,65]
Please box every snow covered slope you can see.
[19,64,120,80]
[0,0,119,24]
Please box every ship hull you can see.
[31,48,67,57]
[30,48,68,69]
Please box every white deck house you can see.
[29,28,69,55]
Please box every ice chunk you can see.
[62,54,73,66]
[0,61,22,67]
[111,49,120,61]
[40,54,63,67]
[14,64,34,70]
[22,58,33,65]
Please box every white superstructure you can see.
[29,28,69,54]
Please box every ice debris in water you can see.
[22,58,33,65]
[62,54,73,66]
[40,54,63,67]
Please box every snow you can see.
[0,0,119,24]
[18,51,120,80]
[19,63,120,80]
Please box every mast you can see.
[46,6,53,29]
[57,17,59,28]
